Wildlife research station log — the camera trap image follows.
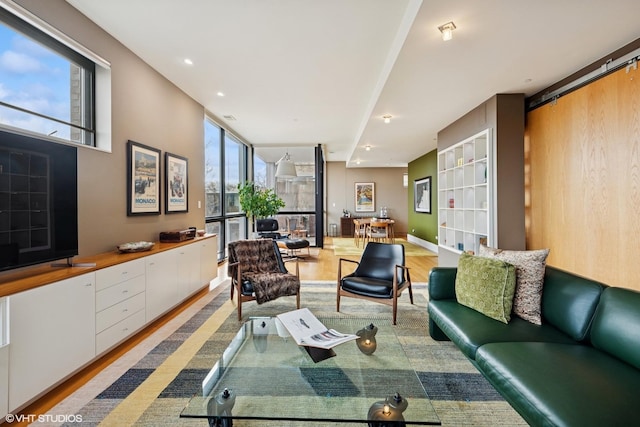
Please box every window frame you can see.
[0,2,111,150]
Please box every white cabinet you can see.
[3,235,218,412]
[8,273,96,410]
[177,242,201,299]
[438,129,495,257]
[95,259,146,354]
[199,235,218,288]
[145,250,179,321]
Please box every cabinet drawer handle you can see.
[122,327,129,332]
[85,283,93,287]
[122,290,129,294]
[122,308,128,313]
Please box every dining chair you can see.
[353,219,367,247]
[366,220,390,243]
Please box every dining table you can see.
[353,217,395,244]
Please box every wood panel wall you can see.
[526,64,640,290]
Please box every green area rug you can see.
[332,238,437,257]
[47,283,525,426]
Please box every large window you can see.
[204,119,221,217]
[204,117,248,260]
[0,8,97,146]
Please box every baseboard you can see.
[406,234,439,253]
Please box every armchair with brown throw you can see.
[228,239,301,320]
[337,242,413,325]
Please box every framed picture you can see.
[127,140,161,216]
[414,176,431,213]
[355,182,375,212]
[165,152,188,213]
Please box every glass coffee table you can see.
[180,317,440,425]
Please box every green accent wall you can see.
[408,149,438,244]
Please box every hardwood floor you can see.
[13,236,438,424]
[298,236,438,283]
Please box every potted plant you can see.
[238,181,285,234]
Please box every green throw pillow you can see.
[455,253,517,324]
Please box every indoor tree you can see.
[237,181,285,233]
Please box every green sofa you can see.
[428,266,640,427]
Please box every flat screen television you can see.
[0,129,78,272]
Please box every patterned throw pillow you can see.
[455,253,517,324]
[479,245,550,325]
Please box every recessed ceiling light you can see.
[438,22,456,41]
[184,58,193,65]
[382,115,392,124]
[365,145,371,151]
[217,91,225,97]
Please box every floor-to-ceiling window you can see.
[253,147,321,246]
[204,117,248,260]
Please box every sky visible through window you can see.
[0,23,71,138]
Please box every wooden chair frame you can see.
[336,256,413,325]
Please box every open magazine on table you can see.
[276,308,358,349]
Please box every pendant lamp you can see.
[275,152,297,178]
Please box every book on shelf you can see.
[276,308,358,350]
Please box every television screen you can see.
[0,129,78,272]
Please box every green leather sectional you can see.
[428,266,640,427]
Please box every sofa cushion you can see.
[428,300,577,360]
[541,267,605,341]
[479,245,549,325]
[455,253,516,324]
[590,287,640,370]
[476,342,640,427]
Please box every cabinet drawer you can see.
[96,292,145,333]
[96,274,145,312]
[96,309,146,355]
[96,259,145,291]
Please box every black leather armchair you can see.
[256,218,310,258]
[337,242,413,325]
[256,218,287,239]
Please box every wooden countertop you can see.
[0,234,217,298]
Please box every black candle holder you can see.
[356,323,378,355]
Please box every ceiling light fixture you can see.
[365,145,371,151]
[184,58,193,65]
[275,152,297,178]
[382,115,392,124]
[438,21,456,41]
[217,91,225,97]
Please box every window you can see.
[204,119,221,217]
[204,116,249,260]
[253,155,267,188]
[0,6,105,147]
[224,133,245,214]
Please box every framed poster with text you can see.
[127,140,161,216]
[165,152,188,213]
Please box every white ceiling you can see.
[66,0,640,167]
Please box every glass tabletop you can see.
[180,316,440,425]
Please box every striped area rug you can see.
[47,282,525,426]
